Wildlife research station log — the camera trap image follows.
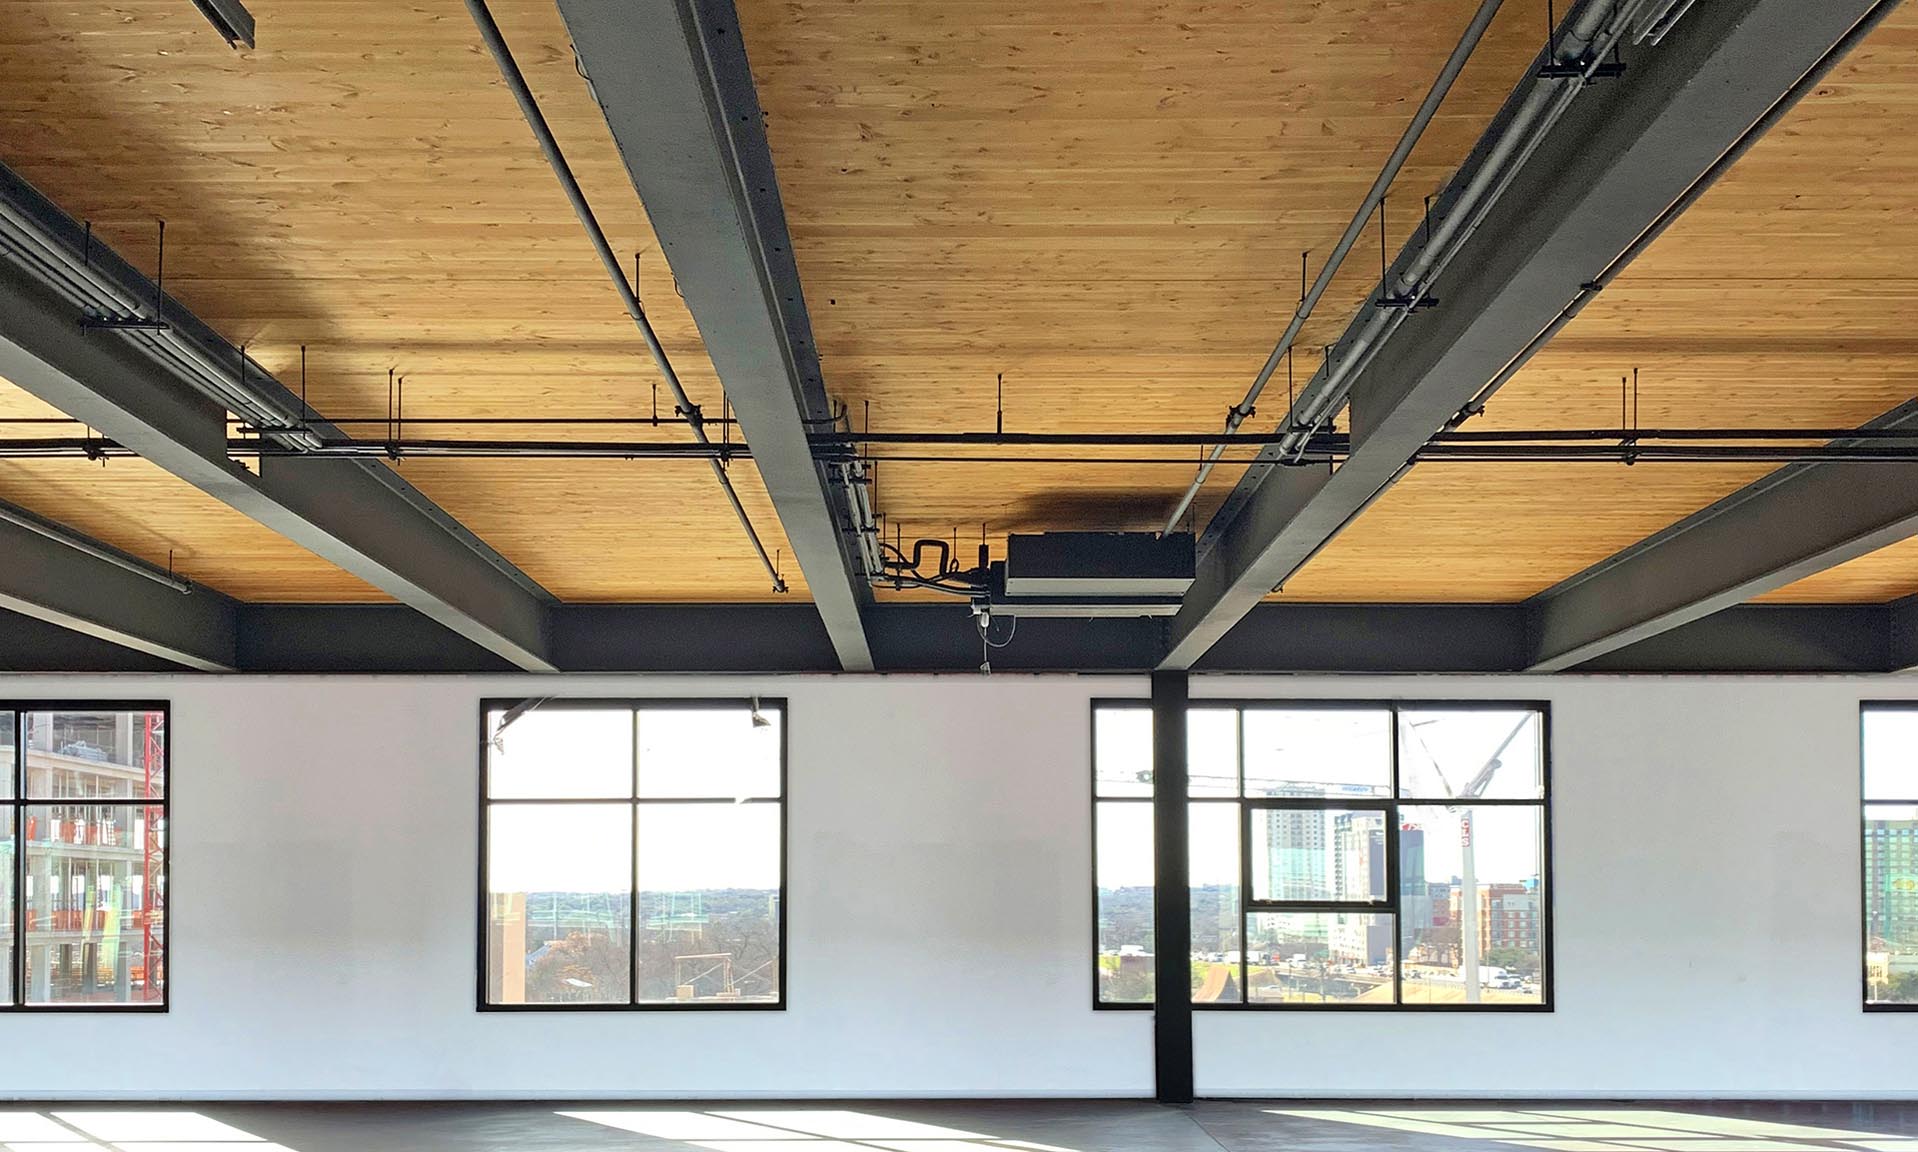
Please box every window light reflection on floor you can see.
[1268,1108,1918,1152]
[0,1110,295,1152]
[559,1110,1081,1152]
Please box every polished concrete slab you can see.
[5,1100,1918,1152]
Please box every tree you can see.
[1888,970,1918,1003]
[526,931,630,1003]
[1482,946,1539,974]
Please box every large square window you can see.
[1094,700,1549,1010]
[0,705,168,1009]
[482,700,785,1010]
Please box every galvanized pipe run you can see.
[1160,0,1509,533]
[1455,0,1907,422]
[1183,0,1654,547]
[16,434,1918,467]
[465,0,787,591]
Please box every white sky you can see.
[486,706,782,895]
[1864,711,1918,800]
[484,703,1544,897]
[1098,706,1546,890]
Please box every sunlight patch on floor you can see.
[0,1110,294,1152]
[560,1110,1081,1152]
[1269,1108,1915,1152]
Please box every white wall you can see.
[0,670,1906,1099]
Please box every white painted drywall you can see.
[0,671,1904,1098]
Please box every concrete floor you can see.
[6,1100,1918,1152]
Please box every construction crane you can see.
[1405,714,1532,1003]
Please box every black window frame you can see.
[1092,697,1553,1013]
[0,699,170,1014]
[476,696,788,1013]
[1860,701,1918,1012]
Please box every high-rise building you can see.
[1328,813,1392,965]
[1399,824,1432,935]
[1866,818,1918,949]
[1264,785,1328,902]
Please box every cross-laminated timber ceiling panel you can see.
[1276,5,1918,604]
[0,0,797,601]
[739,0,1551,567]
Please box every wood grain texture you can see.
[740,0,1550,583]
[0,0,789,601]
[0,0,1912,609]
[1286,7,1918,604]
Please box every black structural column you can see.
[1150,670,1193,1103]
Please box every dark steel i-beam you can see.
[0,172,558,671]
[189,0,255,48]
[0,501,236,671]
[1527,399,1918,670]
[557,0,875,672]
[1161,0,1895,670]
[0,599,1904,674]
[1150,670,1194,1104]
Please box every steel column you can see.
[556,0,876,671]
[1150,669,1193,1103]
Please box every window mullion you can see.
[629,706,641,1009]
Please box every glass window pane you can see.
[1189,708,1238,797]
[1095,801,1154,1002]
[1249,807,1387,904]
[1867,802,1918,1005]
[1399,708,1543,800]
[1242,708,1390,798]
[1864,710,1918,801]
[637,708,782,800]
[1095,708,1152,797]
[1191,802,1242,1003]
[0,711,14,800]
[486,708,633,799]
[1399,804,1544,1004]
[23,804,163,1005]
[1246,912,1394,1004]
[636,803,781,1004]
[486,803,632,1005]
[23,710,164,801]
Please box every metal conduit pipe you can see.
[1195,0,1653,554]
[464,0,787,591]
[1455,0,1906,423]
[0,501,192,593]
[0,205,317,443]
[1161,0,1510,533]
[1270,0,1633,459]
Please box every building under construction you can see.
[4,708,167,1006]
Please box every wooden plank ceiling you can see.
[0,0,800,602]
[0,0,1911,608]
[744,0,1918,605]
[1284,4,1918,603]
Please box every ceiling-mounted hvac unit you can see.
[985,531,1195,617]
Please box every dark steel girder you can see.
[3,600,1904,676]
[557,0,876,672]
[1528,401,1918,670]
[0,225,558,672]
[1162,0,1896,670]
[0,500,237,671]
